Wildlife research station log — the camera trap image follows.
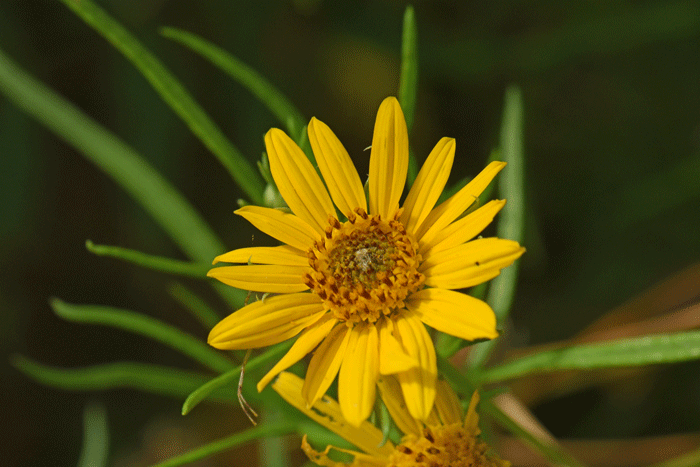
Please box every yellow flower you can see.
[208,96,525,426]
[272,371,511,467]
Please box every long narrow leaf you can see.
[471,85,526,368]
[0,47,222,264]
[399,6,419,184]
[11,356,237,402]
[86,240,210,278]
[77,403,109,467]
[182,340,293,415]
[152,422,294,467]
[58,0,265,204]
[51,299,234,373]
[482,330,700,384]
[160,27,306,144]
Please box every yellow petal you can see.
[378,317,417,375]
[338,324,379,427]
[308,117,367,216]
[272,372,394,458]
[394,314,437,421]
[400,137,455,234]
[419,199,506,256]
[256,314,337,392]
[301,436,386,467]
[303,323,351,407]
[266,128,337,234]
[213,245,307,266]
[415,161,506,246]
[369,97,408,219]
[406,288,498,341]
[208,293,324,349]
[207,264,309,293]
[421,238,525,290]
[464,391,480,434]
[236,205,318,251]
[434,378,464,425]
[377,375,422,437]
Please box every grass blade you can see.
[11,356,236,402]
[399,5,419,184]
[77,402,109,467]
[85,240,210,278]
[151,422,294,467]
[0,47,224,264]
[50,298,234,373]
[471,85,526,367]
[58,0,265,204]
[482,330,700,384]
[160,26,306,144]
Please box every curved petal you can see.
[207,264,310,293]
[406,288,498,341]
[308,117,367,216]
[257,314,337,392]
[272,372,394,458]
[208,293,325,349]
[421,238,525,290]
[400,137,455,234]
[236,205,318,251]
[415,161,506,246]
[419,199,506,256]
[301,437,386,467]
[338,324,379,427]
[303,323,351,407]
[394,313,437,421]
[368,97,408,219]
[378,317,417,375]
[266,128,337,234]
[377,375,422,437]
[434,378,464,425]
[213,245,307,266]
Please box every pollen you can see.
[387,423,510,467]
[303,207,425,324]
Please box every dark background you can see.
[2,1,700,465]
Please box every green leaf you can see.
[399,5,419,184]
[159,27,306,145]
[151,422,295,467]
[11,356,236,402]
[77,402,109,467]
[85,240,210,278]
[58,0,265,205]
[0,47,225,264]
[482,330,700,384]
[182,340,293,415]
[168,282,222,330]
[50,298,234,373]
[470,84,526,368]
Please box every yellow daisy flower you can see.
[208,96,525,426]
[272,371,511,467]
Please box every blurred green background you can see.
[2,1,700,465]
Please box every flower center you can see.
[387,424,509,467]
[303,208,424,324]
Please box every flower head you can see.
[208,97,525,426]
[273,371,511,467]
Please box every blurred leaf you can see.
[652,445,700,467]
[50,298,234,373]
[168,282,222,330]
[398,5,418,184]
[58,0,265,204]
[151,422,294,467]
[160,27,306,145]
[85,240,210,278]
[11,356,236,402]
[482,329,700,384]
[77,402,109,467]
[182,340,293,415]
[0,47,223,264]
